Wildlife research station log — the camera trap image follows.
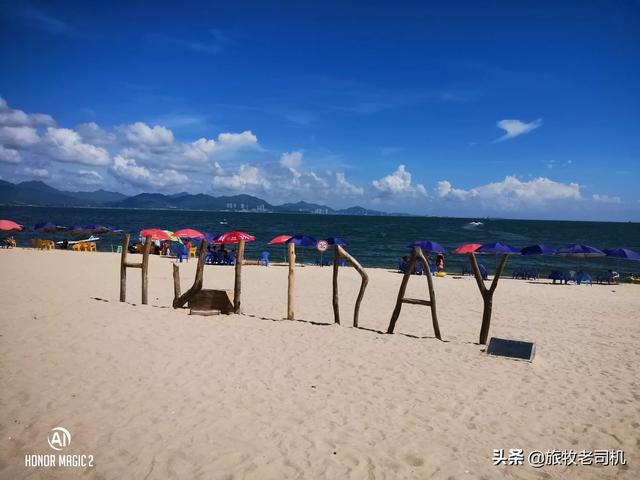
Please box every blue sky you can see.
[0,0,638,220]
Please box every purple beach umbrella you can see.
[407,240,447,253]
[476,242,521,254]
[556,244,605,258]
[286,235,317,247]
[603,247,640,261]
[520,244,557,255]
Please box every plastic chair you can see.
[229,252,236,265]
[258,251,270,266]
[189,247,197,258]
[115,246,122,254]
[175,244,189,263]
[576,272,592,286]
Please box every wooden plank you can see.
[172,263,181,300]
[402,298,432,306]
[387,247,418,333]
[189,289,234,314]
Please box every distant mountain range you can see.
[0,180,391,216]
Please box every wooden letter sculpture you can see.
[172,238,238,315]
[387,246,442,340]
[332,244,369,327]
[119,234,152,305]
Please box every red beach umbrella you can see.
[268,235,292,245]
[173,228,204,239]
[453,243,482,254]
[140,228,170,241]
[0,219,23,232]
[215,231,255,244]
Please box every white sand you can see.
[1,248,638,479]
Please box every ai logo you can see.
[47,427,71,451]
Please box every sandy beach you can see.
[1,247,638,479]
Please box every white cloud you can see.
[0,97,55,127]
[217,130,258,148]
[0,126,40,148]
[43,127,110,165]
[22,167,49,178]
[212,164,270,190]
[123,122,174,146]
[372,164,427,197]
[280,151,303,168]
[592,193,621,204]
[437,176,581,208]
[76,122,115,145]
[77,170,104,185]
[495,118,542,142]
[335,172,364,196]
[112,154,188,188]
[0,145,21,163]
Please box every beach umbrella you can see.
[556,244,605,258]
[173,228,204,239]
[520,244,556,255]
[268,235,292,245]
[214,231,255,244]
[407,240,446,253]
[83,224,112,234]
[203,232,221,244]
[603,247,640,261]
[325,237,347,246]
[286,235,317,247]
[33,222,66,233]
[286,235,317,265]
[0,219,22,232]
[476,242,521,255]
[140,228,171,241]
[453,243,481,254]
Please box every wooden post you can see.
[332,245,340,324]
[287,242,295,319]
[119,234,130,302]
[172,263,181,299]
[336,245,368,328]
[141,235,152,305]
[233,239,245,313]
[172,239,208,309]
[387,246,441,340]
[468,252,510,344]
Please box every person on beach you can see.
[161,242,169,256]
[185,239,192,252]
[436,254,445,272]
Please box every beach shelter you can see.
[268,235,292,245]
[520,244,556,255]
[453,243,481,254]
[556,244,605,258]
[407,240,446,253]
[33,222,66,233]
[0,219,23,232]
[173,228,204,239]
[214,231,256,244]
[140,228,171,241]
[325,237,347,246]
[603,247,640,261]
[468,242,521,344]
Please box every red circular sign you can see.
[316,240,329,252]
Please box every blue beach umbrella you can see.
[476,242,521,254]
[556,244,605,258]
[325,237,347,245]
[407,240,447,253]
[286,235,317,247]
[286,235,317,265]
[33,222,66,233]
[520,244,556,255]
[603,247,640,261]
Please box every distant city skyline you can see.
[0,1,638,221]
